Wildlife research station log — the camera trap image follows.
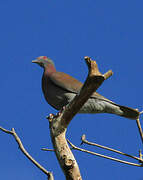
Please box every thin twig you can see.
[136,118,143,144]
[41,148,54,152]
[140,111,143,114]
[67,140,143,167]
[81,134,142,162]
[0,126,13,134]
[139,149,143,163]
[41,147,74,152]
[103,70,113,80]
[0,126,54,180]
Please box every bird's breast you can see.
[42,76,74,110]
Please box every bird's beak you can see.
[32,59,39,64]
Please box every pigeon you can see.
[32,56,139,119]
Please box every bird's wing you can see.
[48,72,139,119]
[92,91,114,103]
[49,71,114,103]
[49,71,83,93]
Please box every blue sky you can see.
[0,0,143,179]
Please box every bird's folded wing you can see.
[49,71,113,103]
[49,71,139,118]
[49,71,83,93]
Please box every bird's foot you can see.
[55,106,66,117]
[47,106,66,121]
[60,106,66,113]
[47,113,55,122]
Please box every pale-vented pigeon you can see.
[32,56,139,119]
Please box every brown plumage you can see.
[32,56,140,120]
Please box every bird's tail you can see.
[116,104,139,120]
[80,98,140,119]
[98,100,140,120]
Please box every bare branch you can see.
[61,56,113,127]
[136,118,143,144]
[0,126,13,134]
[41,148,54,152]
[139,149,143,163]
[67,140,143,167]
[0,126,54,180]
[81,134,142,162]
[41,147,74,152]
[140,110,143,114]
[103,70,113,80]
[47,57,113,180]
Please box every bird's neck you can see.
[44,64,56,75]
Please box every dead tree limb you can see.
[0,126,54,180]
[81,134,143,163]
[47,56,113,180]
[67,139,142,167]
[136,118,143,144]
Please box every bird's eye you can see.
[43,56,47,60]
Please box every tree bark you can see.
[47,56,113,180]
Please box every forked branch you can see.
[67,140,143,167]
[0,126,54,180]
[61,56,113,127]
[47,56,113,180]
[81,134,143,164]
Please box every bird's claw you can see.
[47,113,55,122]
[56,112,62,117]
[61,106,66,111]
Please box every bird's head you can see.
[32,56,55,69]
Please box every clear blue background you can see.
[0,0,143,179]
